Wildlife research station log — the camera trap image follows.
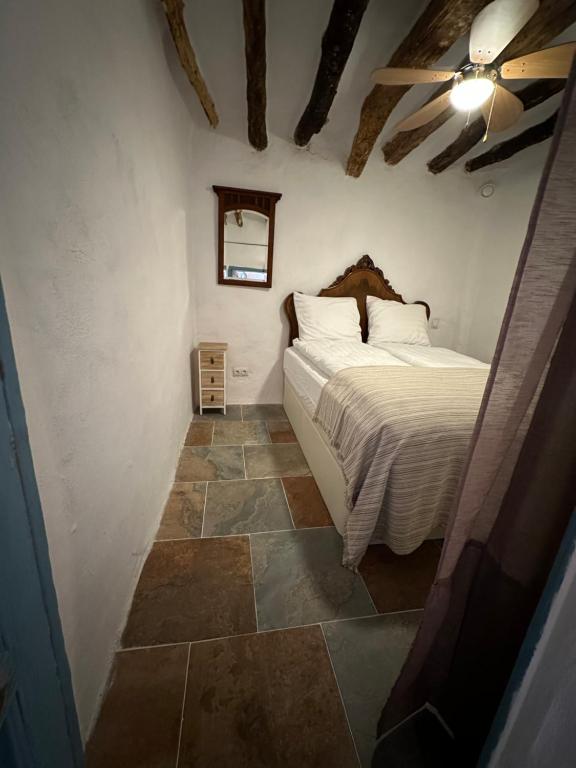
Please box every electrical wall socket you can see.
[232,367,249,377]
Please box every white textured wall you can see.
[457,141,552,362]
[190,129,550,392]
[191,131,484,403]
[0,0,196,736]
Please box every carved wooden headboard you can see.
[283,255,430,345]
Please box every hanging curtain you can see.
[374,65,576,768]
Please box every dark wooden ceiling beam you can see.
[465,111,558,172]
[242,0,267,150]
[382,0,576,166]
[427,79,564,173]
[498,0,576,63]
[345,0,491,178]
[162,0,218,128]
[294,0,369,147]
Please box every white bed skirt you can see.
[283,377,349,535]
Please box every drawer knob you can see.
[210,356,214,365]
[210,394,214,402]
[211,376,214,383]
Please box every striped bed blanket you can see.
[313,366,489,569]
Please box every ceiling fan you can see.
[372,0,576,135]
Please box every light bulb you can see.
[450,78,494,111]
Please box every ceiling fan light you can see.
[450,78,495,111]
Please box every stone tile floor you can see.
[87,405,441,768]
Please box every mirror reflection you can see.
[214,185,281,288]
[223,209,269,283]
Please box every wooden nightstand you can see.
[198,342,228,415]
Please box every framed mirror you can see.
[213,185,282,288]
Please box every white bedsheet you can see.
[292,338,409,379]
[370,341,489,369]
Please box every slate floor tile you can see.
[244,444,310,479]
[178,626,359,768]
[156,483,205,540]
[184,421,213,446]
[86,644,188,768]
[203,479,293,537]
[250,528,376,630]
[282,476,333,528]
[359,540,442,614]
[242,404,286,421]
[175,446,245,482]
[322,612,422,767]
[122,537,256,647]
[212,420,270,446]
[267,420,297,443]
[194,405,242,421]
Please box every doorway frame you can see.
[0,280,84,766]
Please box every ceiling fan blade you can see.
[469,0,539,65]
[501,42,576,79]
[394,91,453,132]
[482,84,524,132]
[372,68,455,86]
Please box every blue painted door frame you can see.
[479,508,576,766]
[0,280,84,767]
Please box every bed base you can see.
[283,378,349,535]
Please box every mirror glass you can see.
[223,209,269,283]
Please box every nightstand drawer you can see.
[201,370,224,388]
[200,351,225,370]
[202,389,225,407]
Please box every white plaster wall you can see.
[191,132,484,403]
[456,141,552,362]
[0,0,196,736]
[487,542,576,768]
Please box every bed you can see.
[282,255,489,568]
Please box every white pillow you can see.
[367,295,431,346]
[293,293,361,342]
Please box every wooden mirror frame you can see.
[283,254,430,344]
[213,185,282,288]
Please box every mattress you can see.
[283,347,327,416]
[284,339,488,416]
[292,338,409,379]
[370,342,489,369]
